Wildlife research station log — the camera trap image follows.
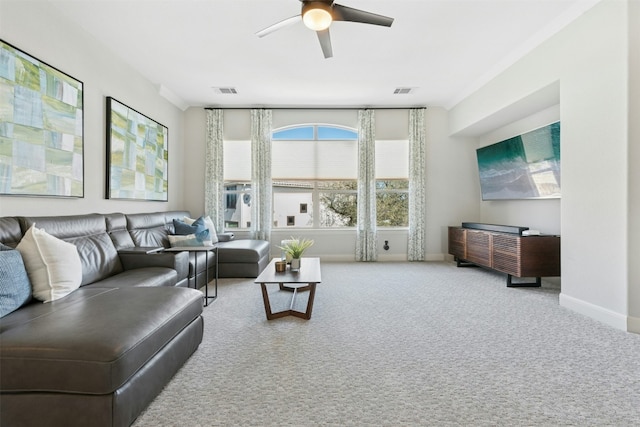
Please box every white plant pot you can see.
[290,258,301,271]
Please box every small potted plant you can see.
[278,237,314,271]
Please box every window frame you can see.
[272,180,358,229]
[223,181,252,230]
[271,124,359,230]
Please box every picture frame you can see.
[476,121,560,200]
[106,97,168,201]
[0,39,84,197]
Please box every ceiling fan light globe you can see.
[302,4,333,31]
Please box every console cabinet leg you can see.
[507,275,542,287]
[455,257,476,268]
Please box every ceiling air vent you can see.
[393,87,413,95]
[214,87,238,95]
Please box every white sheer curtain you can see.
[356,109,377,261]
[408,108,427,261]
[204,109,225,232]
[250,109,272,241]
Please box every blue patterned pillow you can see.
[0,243,32,317]
[173,217,210,242]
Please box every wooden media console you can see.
[448,225,560,287]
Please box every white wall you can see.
[0,1,185,216]
[449,0,633,331]
[426,107,479,258]
[183,107,207,216]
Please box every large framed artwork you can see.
[106,97,168,201]
[476,121,560,200]
[0,39,84,197]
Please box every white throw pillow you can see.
[168,233,200,247]
[184,215,218,243]
[16,225,82,303]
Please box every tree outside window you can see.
[376,179,409,227]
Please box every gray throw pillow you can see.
[0,243,32,317]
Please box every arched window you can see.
[272,124,358,228]
[272,125,358,141]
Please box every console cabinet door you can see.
[520,236,561,277]
[491,234,520,276]
[465,230,491,267]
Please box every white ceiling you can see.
[46,0,599,110]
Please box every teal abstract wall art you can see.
[106,97,168,201]
[0,39,84,197]
[476,122,560,200]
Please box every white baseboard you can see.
[310,253,447,262]
[377,254,412,261]
[559,293,628,331]
[377,253,446,262]
[315,254,355,262]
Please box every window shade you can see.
[375,140,409,179]
[223,140,251,181]
[272,140,357,180]
[225,138,408,180]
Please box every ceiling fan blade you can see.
[256,15,301,38]
[332,4,394,27]
[316,29,333,59]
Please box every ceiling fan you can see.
[256,0,394,59]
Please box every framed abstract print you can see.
[106,97,168,201]
[0,39,84,197]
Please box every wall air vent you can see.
[393,87,413,95]
[214,87,238,94]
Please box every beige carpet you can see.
[133,261,640,426]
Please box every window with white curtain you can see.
[223,140,252,229]
[222,123,410,230]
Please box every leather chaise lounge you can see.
[123,210,271,284]
[0,210,270,427]
[0,213,203,427]
[0,286,203,427]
